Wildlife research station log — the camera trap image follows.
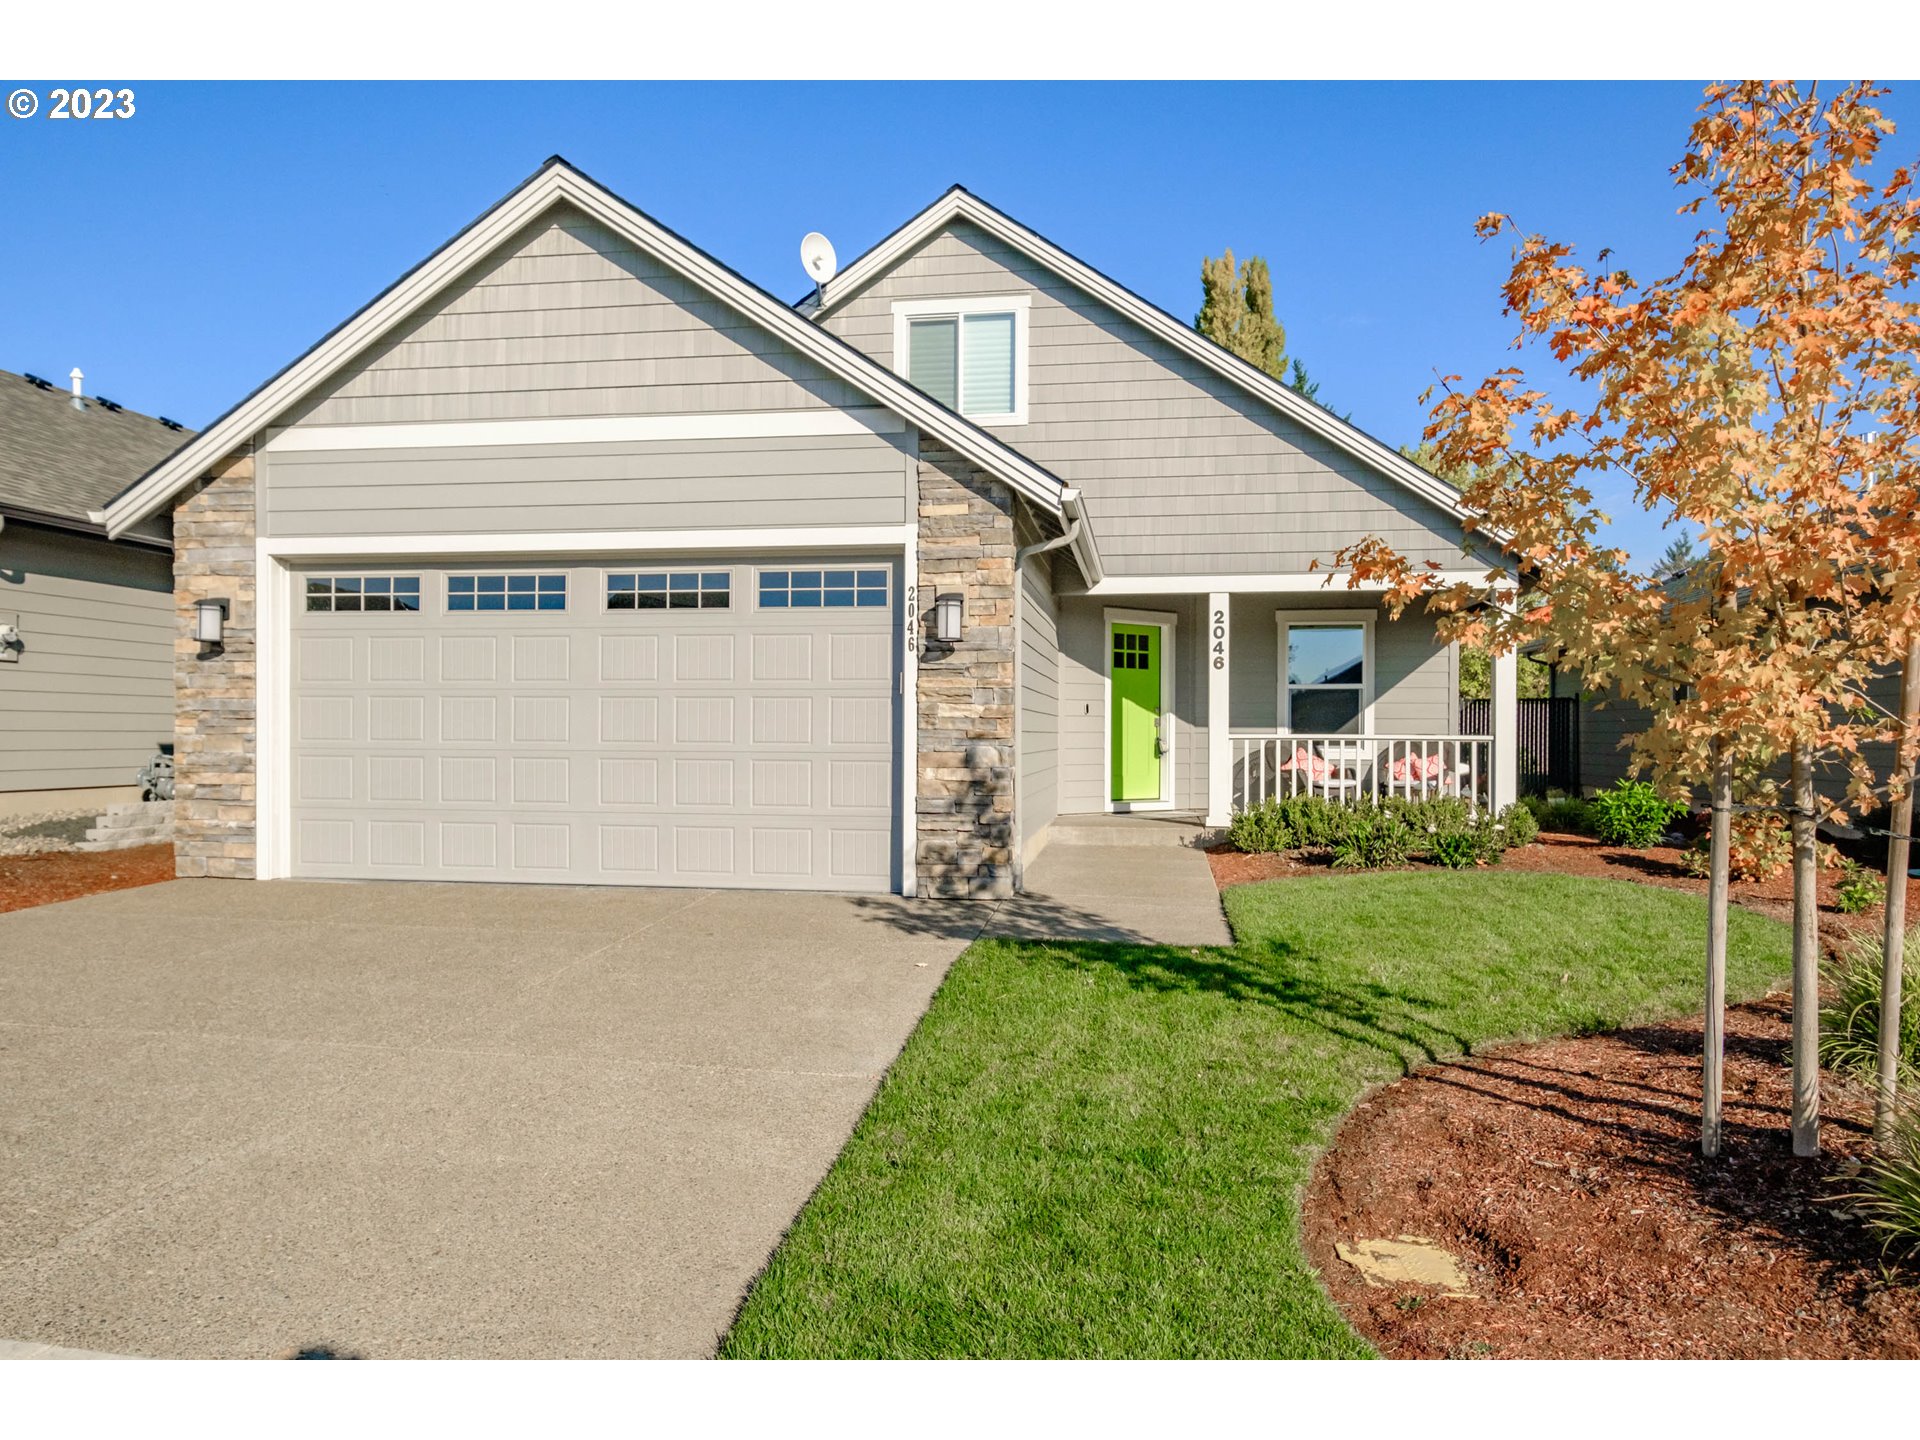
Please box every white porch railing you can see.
[1229,732,1496,812]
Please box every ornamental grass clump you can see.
[1821,927,1920,1082]
[1851,1108,1920,1262]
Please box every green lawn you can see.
[722,872,1792,1358]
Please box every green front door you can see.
[1110,623,1163,803]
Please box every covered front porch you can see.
[1037,583,1516,839]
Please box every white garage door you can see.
[287,559,900,891]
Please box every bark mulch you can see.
[0,844,176,915]
[1303,997,1920,1358]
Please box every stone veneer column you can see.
[172,450,258,878]
[915,438,1018,898]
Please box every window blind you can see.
[908,316,959,407]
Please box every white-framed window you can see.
[606,570,731,611]
[447,573,567,613]
[303,575,421,613]
[1276,610,1375,734]
[891,295,1030,425]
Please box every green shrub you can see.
[1821,927,1920,1081]
[1329,805,1415,870]
[1227,799,1293,854]
[1523,793,1594,836]
[1852,1107,1920,1261]
[1836,857,1887,915]
[1588,780,1685,849]
[1428,829,1479,869]
[1496,802,1539,849]
[1273,794,1346,849]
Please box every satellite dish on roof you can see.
[800,231,838,287]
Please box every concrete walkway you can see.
[988,817,1234,947]
[0,879,986,1359]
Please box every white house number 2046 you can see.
[1211,608,1228,670]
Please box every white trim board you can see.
[1102,606,1178,814]
[255,524,917,561]
[808,186,1508,544]
[104,159,1070,535]
[262,408,907,454]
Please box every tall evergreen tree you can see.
[1655,533,1699,580]
[1196,250,1286,381]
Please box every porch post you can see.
[1206,591,1232,827]
[1491,640,1519,812]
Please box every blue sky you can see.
[5,80,1916,562]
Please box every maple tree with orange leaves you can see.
[1333,81,1920,1158]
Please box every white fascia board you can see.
[1068,568,1511,597]
[106,163,1067,536]
[257,523,917,561]
[262,408,905,454]
[812,189,1498,540]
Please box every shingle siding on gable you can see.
[819,220,1475,578]
[264,205,914,538]
[284,206,870,428]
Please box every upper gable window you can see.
[892,296,1030,426]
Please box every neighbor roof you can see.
[104,158,1091,579]
[802,185,1495,543]
[0,369,191,533]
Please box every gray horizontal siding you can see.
[822,220,1480,577]
[260,431,912,538]
[285,206,870,428]
[0,522,173,793]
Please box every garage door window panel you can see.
[449,573,567,613]
[306,576,422,613]
[758,568,889,610]
[607,571,731,611]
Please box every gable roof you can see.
[103,160,1084,560]
[803,185,1493,544]
[0,369,190,539]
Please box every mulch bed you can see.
[1302,997,1920,1358]
[0,844,176,915]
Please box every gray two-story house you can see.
[104,158,1517,896]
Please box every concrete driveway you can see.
[0,879,985,1359]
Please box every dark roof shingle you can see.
[0,369,195,525]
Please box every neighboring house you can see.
[103,158,1517,895]
[1567,668,1909,817]
[0,370,187,814]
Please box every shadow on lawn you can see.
[1036,938,1474,1075]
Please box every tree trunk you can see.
[1877,639,1920,1142]
[1704,745,1734,1158]
[1790,745,1822,1157]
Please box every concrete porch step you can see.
[1046,812,1220,849]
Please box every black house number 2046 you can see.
[1211,608,1228,670]
[904,584,919,654]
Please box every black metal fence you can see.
[1458,696,1579,796]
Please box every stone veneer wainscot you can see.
[914,438,1017,898]
[172,449,258,878]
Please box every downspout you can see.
[1009,489,1084,890]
